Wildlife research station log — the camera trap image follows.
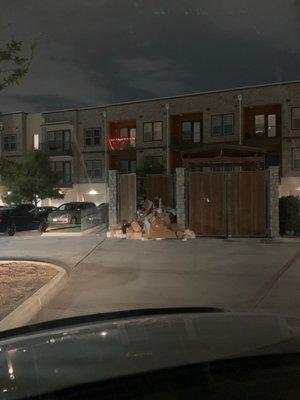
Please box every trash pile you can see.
[107,196,196,240]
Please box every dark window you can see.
[144,155,163,166]
[265,153,280,167]
[50,161,72,185]
[120,160,136,174]
[292,148,300,170]
[47,130,71,151]
[143,122,163,141]
[254,114,277,137]
[292,107,300,130]
[85,160,102,179]
[84,128,102,146]
[212,114,234,136]
[3,135,17,151]
[181,121,202,142]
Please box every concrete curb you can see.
[0,260,67,331]
[42,223,107,237]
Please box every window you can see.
[181,121,202,142]
[50,161,72,185]
[120,160,136,174]
[212,114,234,136]
[85,160,102,179]
[143,122,163,142]
[3,135,17,151]
[47,130,71,151]
[292,148,300,170]
[254,114,277,137]
[255,115,265,135]
[144,155,163,166]
[120,127,129,137]
[84,128,102,146]
[33,134,39,150]
[292,108,300,130]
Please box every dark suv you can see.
[0,204,48,236]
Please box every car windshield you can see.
[1,1,300,399]
[58,204,78,211]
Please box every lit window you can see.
[181,121,201,142]
[267,114,276,137]
[33,134,39,150]
[255,115,265,135]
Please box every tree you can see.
[0,35,35,92]
[0,151,64,206]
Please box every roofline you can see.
[0,111,28,116]
[41,79,300,115]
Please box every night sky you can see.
[1,0,300,113]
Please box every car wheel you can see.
[38,219,47,233]
[6,223,16,236]
[70,217,76,225]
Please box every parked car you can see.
[0,204,48,236]
[47,202,96,228]
[97,202,108,223]
[30,206,57,219]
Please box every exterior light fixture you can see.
[89,189,98,195]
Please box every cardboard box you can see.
[126,232,143,240]
[148,229,176,239]
[131,221,142,232]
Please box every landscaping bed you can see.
[0,262,58,320]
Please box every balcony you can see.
[40,141,73,156]
[108,137,136,151]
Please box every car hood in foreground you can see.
[0,309,300,399]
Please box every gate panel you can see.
[119,174,136,223]
[189,172,226,236]
[144,174,174,207]
[229,171,267,237]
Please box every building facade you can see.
[1,80,300,205]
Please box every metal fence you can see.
[81,204,108,232]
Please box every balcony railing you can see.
[40,141,73,156]
[108,137,136,151]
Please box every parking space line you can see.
[250,250,300,311]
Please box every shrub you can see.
[279,196,300,236]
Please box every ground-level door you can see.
[118,173,136,224]
[188,171,267,237]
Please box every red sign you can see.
[108,137,136,150]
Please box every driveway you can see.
[1,233,299,323]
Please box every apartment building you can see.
[0,80,300,206]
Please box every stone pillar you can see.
[176,168,187,229]
[268,166,280,238]
[108,170,118,229]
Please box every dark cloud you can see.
[0,0,300,112]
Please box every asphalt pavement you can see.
[1,231,299,324]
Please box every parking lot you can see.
[1,230,300,324]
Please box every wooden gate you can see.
[119,173,136,223]
[144,174,174,207]
[188,171,267,237]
